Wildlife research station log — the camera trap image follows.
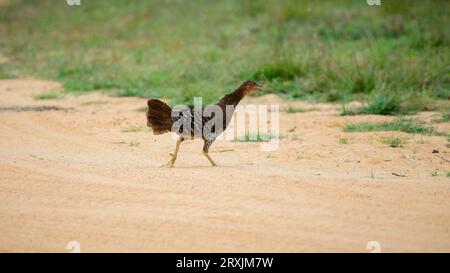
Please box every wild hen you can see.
[146,80,263,167]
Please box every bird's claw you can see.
[160,159,175,168]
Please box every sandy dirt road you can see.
[0,79,449,252]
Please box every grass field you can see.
[0,0,448,109]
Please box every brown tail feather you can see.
[146,99,173,135]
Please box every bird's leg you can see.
[161,137,183,167]
[202,140,217,166]
[203,151,217,166]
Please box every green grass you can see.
[79,100,108,106]
[0,0,448,107]
[362,94,400,115]
[285,106,308,113]
[236,133,273,142]
[343,119,433,134]
[338,136,350,144]
[380,136,407,147]
[446,172,450,178]
[0,66,14,79]
[440,112,450,122]
[431,171,438,177]
[343,92,402,115]
[341,92,438,116]
[33,91,64,100]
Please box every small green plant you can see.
[360,92,402,115]
[33,91,64,100]
[253,59,303,82]
[338,136,350,144]
[129,140,140,147]
[80,100,108,106]
[440,112,450,123]
[380,136,407,147]
[340,104,361,116]
[445,172,450,178]
[114,87,146,98]
[121,126,142,133]
[285,106,307,113]
[0,67,14,79]
[344,119,432,134]
[341,92,433,116]
[431,171,438,177]
[236,133,272,142]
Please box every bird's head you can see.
[240,80,263,95]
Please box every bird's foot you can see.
[160,157,176,168]
[203,151,217,167]
[160,161,174,168]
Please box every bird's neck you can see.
[217,86,246,109]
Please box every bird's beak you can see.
[255,82,263,90]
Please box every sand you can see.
[0,79,449,252]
